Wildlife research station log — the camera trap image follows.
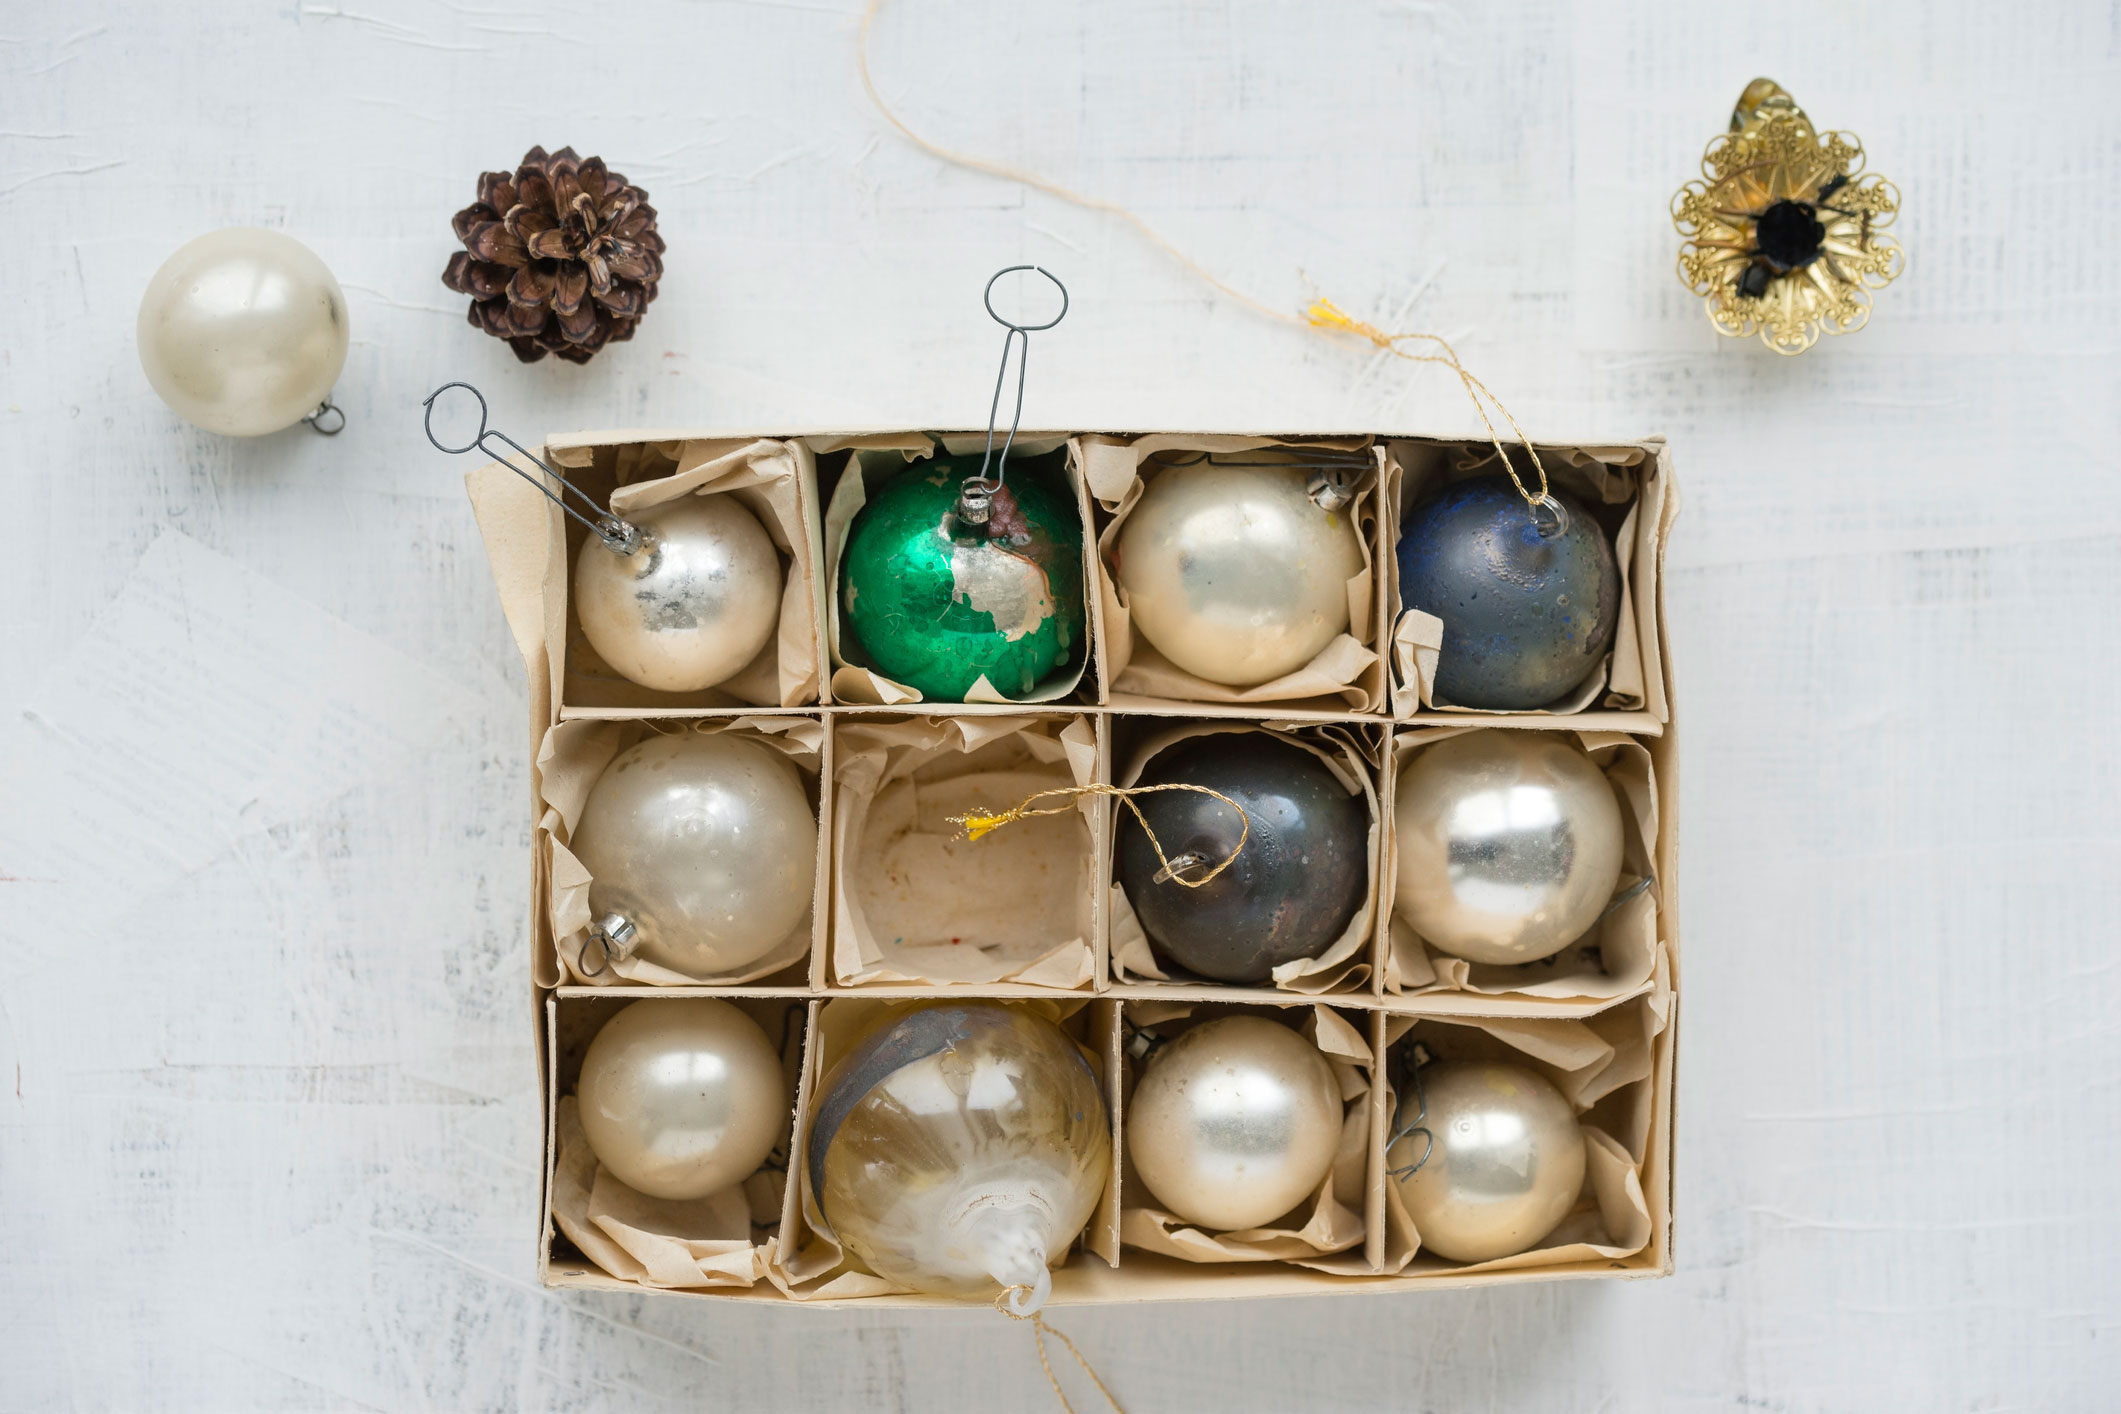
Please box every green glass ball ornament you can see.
[839,454,1085,700]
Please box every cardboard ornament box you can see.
[465,425,1680,1307]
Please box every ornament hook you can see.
[958,265,1069,528]
[303,398,346,436]
[421,382,640,554]
[1385,1042,1437,1181]
[575,912,639,979]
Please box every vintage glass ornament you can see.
[839,455,1085,700]
[576,998,786,1201]
[808,1003,1110,1306]
[1127,1015,1341,1230]
[1393,730,1623,965]
[575,495,783,693]
[1388,1059,1585,1263]
[1116,734,1368,983]
[137,228,349,436]
[571,732,816,976]
[1116,462,1365,687]
[1395,478,1619,709]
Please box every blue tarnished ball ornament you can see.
[1395,478,1620,710]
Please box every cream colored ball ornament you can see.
[137,228,348,436]
[575,495,783,694]
[1392,729,1625,965]
[1126,1015,1343,1231]
[570,731,816,977]
[1115,462,1364,687]
[1387,1059,1585,1263]
[576,998,786,1201]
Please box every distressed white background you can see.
[2,0,2117,1409]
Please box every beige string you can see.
[951,782,1249,888]
[995,1287,1126,1414]
[855,0,1552,514]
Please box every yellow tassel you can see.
[949,782,1250,890]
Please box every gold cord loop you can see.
[951,783,1250,889]
[994,1287,1126,1414]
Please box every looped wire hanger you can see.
[421,381,640,554]
[957,265,1069,528]
[1384,1042,1437,1181]
[302,399,346,436]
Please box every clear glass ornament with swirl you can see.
[808,1003,1110,1311]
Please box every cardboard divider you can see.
[769,996,1121,1301]
[1117,999,1379,1271]
[1374,963,1672,1277]
[815,433,1100,706]
[542,991,811,1291]
[1382,439,1672,723]
[1079,434,1387,713]
[1105,714,1382,998]
[1380,723,1662,1009]
[536,434,828,711]
[535,713,829,987]
[828,712,1102,989]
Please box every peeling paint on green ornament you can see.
[839,454,1086,700]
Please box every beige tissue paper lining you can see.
[1382,727,1660,1003]
[1120,1003,1373,1270]
[1109,721,1379,994]
[538,715,826,986]
[832,714,1100,988]
[1080,434,1383,711]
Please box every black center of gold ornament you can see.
[1754,199,1825,272]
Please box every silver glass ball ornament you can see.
[1392,730,1624,965]
[1127,1015,1343,1230]
[575,495,783,693]
[576,998,786,1201]
[1388,1059,1585,1263]
[137,228,349,436]
[571,732,816,976]
[1116,462,1365,687]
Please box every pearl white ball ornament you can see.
[570,731,816,977]
[1127,1015,1343,1231]
[1392,730,1625,965]
[1388,1059,1585,1263]
[136,228,348,436]
[576,998,786,1201]
[1116,462,1365,687]
[575,495,783,693]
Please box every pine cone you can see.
[442,146,665,364]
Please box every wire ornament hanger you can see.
[955,264,1069,530]
[422,381,641,555]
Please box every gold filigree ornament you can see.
[1673,79,1904,354]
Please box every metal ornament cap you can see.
[1395,477,1620,710]
[1387,1060,1586,1264]
[570,732,817,977]
[1116,733,1369,984]
[1392,729,1625,966]
[1126,1015,1343,1231]
[1116,461,1365,688]
[575,998,787,1201]
[574,495,783,694]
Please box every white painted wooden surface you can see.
[3,1,2116,1408]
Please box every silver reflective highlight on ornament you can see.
[1126,1015,1343,1231]
[1392,730,1624,965]
[570,732,816,977]
[575,998,786,1201]
[1387,1060,1585,1264]
[138,228,349,437]
[575,496,783,693]
[1117,461,1365,688]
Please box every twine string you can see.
[951,782,1250,889]
[856,0,1553,519]
[995,1287,1126,1414]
